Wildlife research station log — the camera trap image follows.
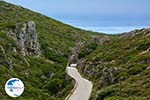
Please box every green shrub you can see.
[97,87,116,100]
[136,40,150,51]
[104,96,127,100]
[95,53,113,62]
[46,78,63,95]
[127,64,143,75]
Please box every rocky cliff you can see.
[7,21,41,56]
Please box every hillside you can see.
[0,1,150,100]
[0,1,99,100]
[77,28,150,100]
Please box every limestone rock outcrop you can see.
[99,67,125,88]
[120,28,150,39]
[7,21,41,56]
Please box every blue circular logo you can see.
[5,78,24,97]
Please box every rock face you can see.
[99,67,125,88]
[120,28,150,39]
[99,36,110,45]
[99,67,113,87]
[7,21,40,56]
[91,35,110,45]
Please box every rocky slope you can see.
[77,28,150,100]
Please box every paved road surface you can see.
[66,67,93,100]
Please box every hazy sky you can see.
[4,0,150,33]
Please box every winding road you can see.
[65,66,93,100]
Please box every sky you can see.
[5,0,150,34]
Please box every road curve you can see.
[65,66,93,100]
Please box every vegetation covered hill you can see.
[0,1,98,100]
[78,28,150,100]
[0,1,150,100]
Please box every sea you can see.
[55,17,150,34]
